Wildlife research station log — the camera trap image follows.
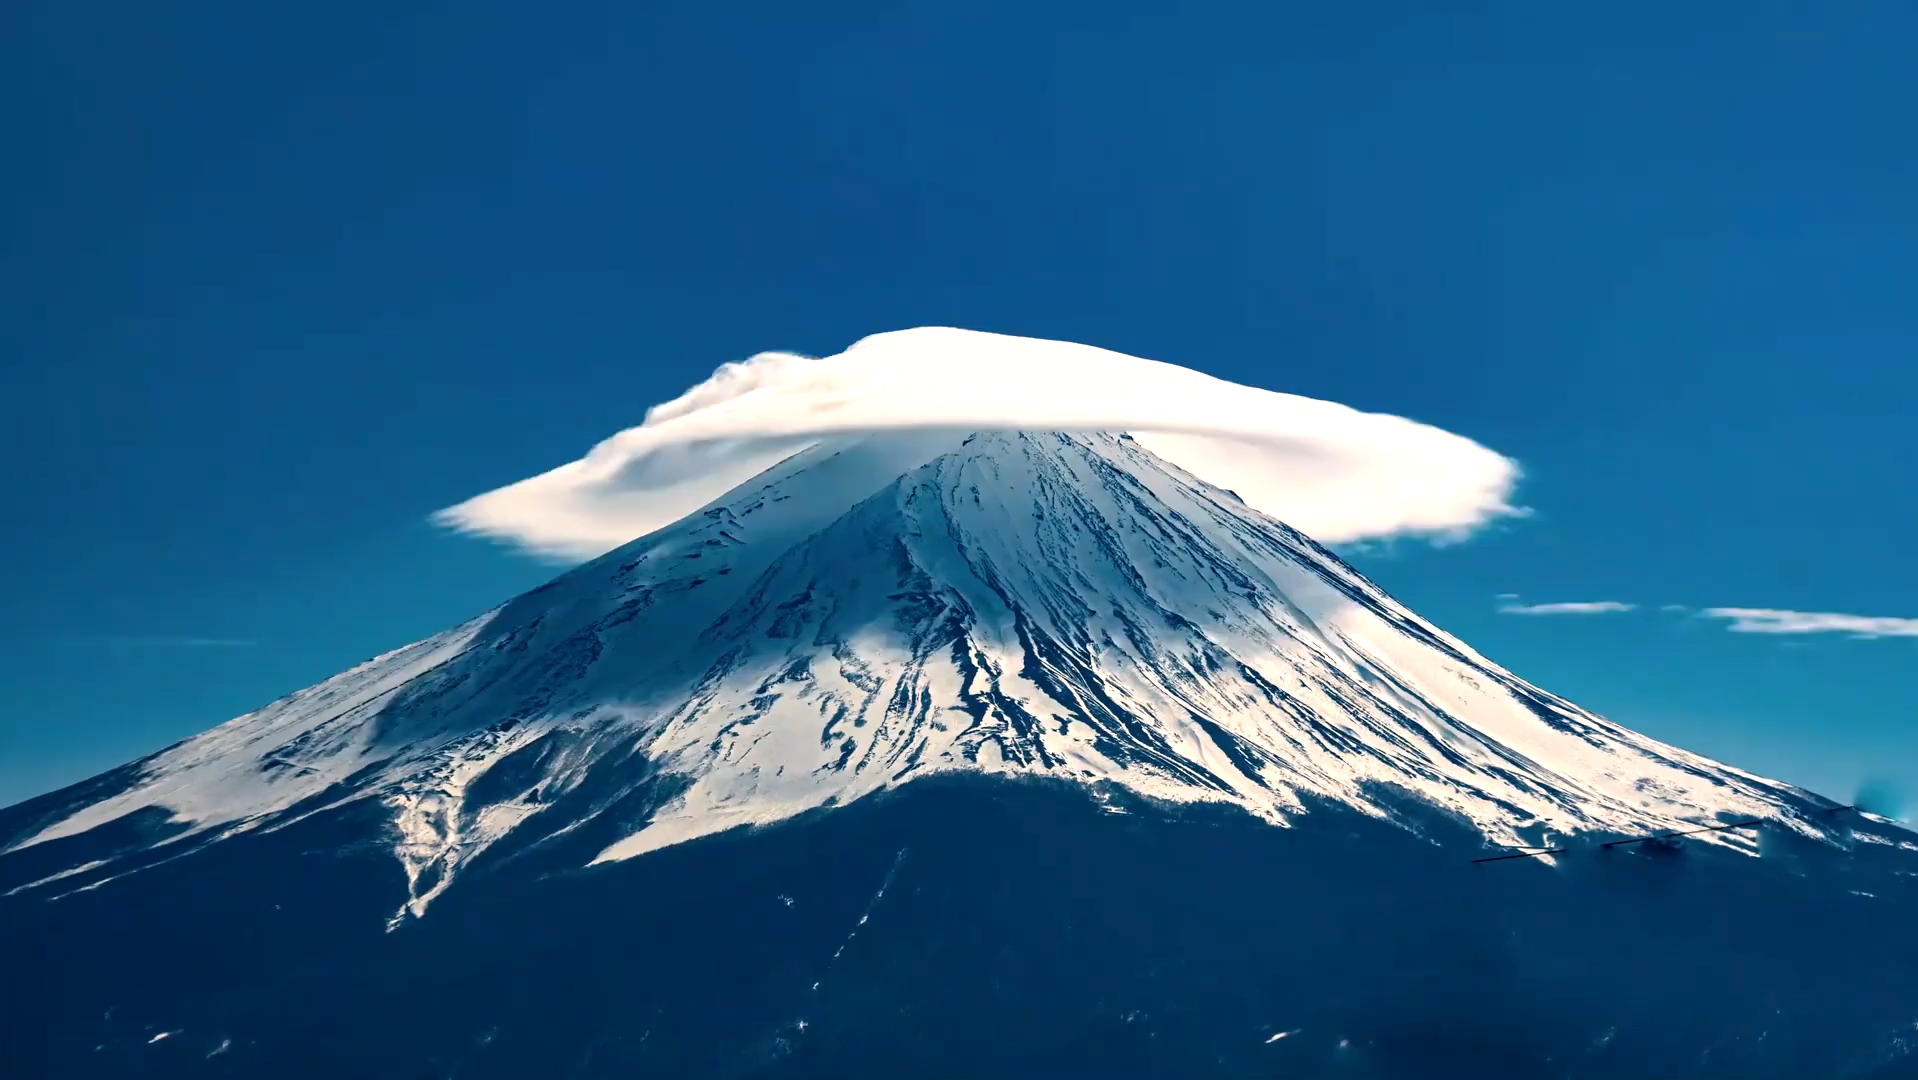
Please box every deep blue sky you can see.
[5,2,1914,809]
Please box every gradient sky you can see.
[5,2,1914,810]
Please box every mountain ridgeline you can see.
[5,431,1916,1079]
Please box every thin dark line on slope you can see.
[1473,848,1567,864]
[1599,819,1764,849]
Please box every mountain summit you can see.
[5,430,1916,1079]
[4,431,1814,910]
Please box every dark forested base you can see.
[6,776,1918,1079]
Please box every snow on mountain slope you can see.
[596,430,1817,860]
[1,430,1836,921]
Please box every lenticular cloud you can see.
[437,327,1524,560]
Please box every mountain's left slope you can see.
[4,430,1917,1080]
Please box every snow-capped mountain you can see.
[5,429,1916,1080]
[0,430,1842,917]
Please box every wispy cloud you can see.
[1700,608,1918,639]
[57,635,258,649]
[1498,600,1638,616]
[435,327,1524,560]
[1490,597,1917,640]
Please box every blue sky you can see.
[4,2,1914,809]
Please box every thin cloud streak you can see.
[1498,601,1638,615]
[1488,599,1917,639]
[1701,608,1918,639]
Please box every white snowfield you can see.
[5,430,1829,922]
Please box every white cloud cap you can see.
[437,328,1524,560]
